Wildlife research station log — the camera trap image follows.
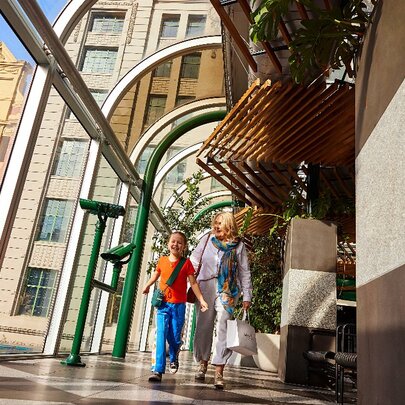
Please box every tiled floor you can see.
[0,351,340,404]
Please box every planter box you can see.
[253,333,280,373]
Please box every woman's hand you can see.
[242,301,251,310]
[142,285,150,294]
[199,298,209,312]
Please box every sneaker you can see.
[195,362,207,380]
[169,361,179,374]
[148,372,162,382]
[214,372,224,389]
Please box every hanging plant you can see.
[250,0,376,83]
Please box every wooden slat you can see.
[242,83,327,160]
[209,158,264,207]
[275,86,353,164]
[262,83,340,156]
[228,161,277,209]
[257,162,290,200]
[278,19,292,44]
[196,158,249,204]
[215,81,274,157]
[197,79,260,157]
[295,1,309,20]
[223,82,285,158]
[241,162,285,204]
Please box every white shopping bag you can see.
[226,310,257,356]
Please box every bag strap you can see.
[195,234,210,278]
[166,257,186,287]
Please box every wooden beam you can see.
[197,79,260,157]
[196,158,249,204]
[209,158,265,207]
[241,161,284,204]
[261,41,283,73]
[227,161,275,209]
[210,0,257,71]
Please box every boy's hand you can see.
[142,285,150,294]
[199,299,208,312]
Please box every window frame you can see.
[143,95,167,128]
[185,15,206,38]
[18,267,57,317]
[37,199,74,243]
[89,13,125,34]
[159,14,181,39]
[80,47,119,74]
[153,61,172,78]
[180,53,202,79]
[52,139,88,178]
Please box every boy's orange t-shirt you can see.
[156,256,195,303]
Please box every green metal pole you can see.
[193,200,244,222]
[112,110,226,358]
[110,264,121,290]
[62,214,107,366]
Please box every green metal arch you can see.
[112,110,226,357]
[193,200,244,222]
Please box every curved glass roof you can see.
[37,0,70,23]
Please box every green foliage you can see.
[250,0,374,83]
[247,233,283,334]
[146,171,216,274]
[238,187,354,333]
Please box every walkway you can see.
[0,351,340,404]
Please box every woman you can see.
[190,212,252,389]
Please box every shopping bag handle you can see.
[241,309,250,323]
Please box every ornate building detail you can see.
[96,1,138,44]
[73,20,82,43]
[126,3,138,44]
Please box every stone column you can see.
[278,218,337,384]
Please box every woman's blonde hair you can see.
[212,212,239,241]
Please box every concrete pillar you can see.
[278,218,337,384]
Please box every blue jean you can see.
[152,301,186,373]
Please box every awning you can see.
[197,79,355,235]
[198,78,354,166]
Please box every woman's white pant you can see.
[193,278,234,365]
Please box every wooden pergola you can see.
[197,79,355,237]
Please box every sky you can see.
[0,0,68,65]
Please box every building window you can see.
[90,89,108,106]
[89,13,125,33]
[67,89,107,118]
[164,147,186,186]
[37,199,73,243]
[19,268,57,317]
[144,96,167,127]
[159,14,180,38]
[81,48,118,74]
[136,145,154,175]
[186,15,206,37]
[175,96,195,107]
[153,61,172,78]
[180,53,201,79]
[52,140,87,178]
